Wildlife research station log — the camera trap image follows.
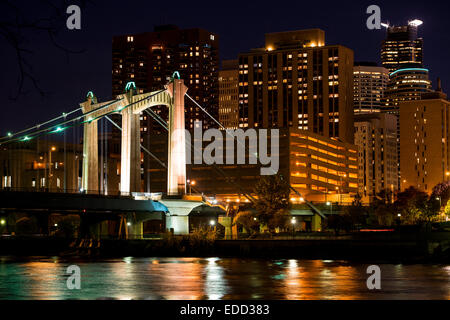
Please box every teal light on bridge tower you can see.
[172,71,181,81]
[87,91,95,99]
[125,81,137,92]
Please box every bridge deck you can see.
[0,191,168,214]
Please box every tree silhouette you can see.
[0,0,91,99]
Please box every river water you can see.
[0,257,449,300]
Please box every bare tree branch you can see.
[0,0,93,99]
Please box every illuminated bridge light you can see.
[52,127,65,133]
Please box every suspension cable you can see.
[104,115,167,169]
[0,107,82,141]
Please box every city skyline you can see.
[0,0,448,133]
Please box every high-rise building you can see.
[238,29,355,143]
[381,20,424,73]
[384,67,432,113]
[354,113,398,202]
[399,83,450,193]
[353,62,389,114]
[112,25,219,131]
[219,60,239,129]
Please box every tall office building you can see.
[353,62,389,114]
[399,83,450,193]
[238,29,355,143]
[219,60,239,129]
[354,113,398,202]
[384,67,432,113]
[381,19,424,73]
[112,25,219,131]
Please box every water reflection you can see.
[0,257,449,300]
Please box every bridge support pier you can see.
[120,101,141,195]
[81,96,99,194]
[166,80,188,196]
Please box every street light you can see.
[326,201,333,215]
[291,217,296,239]
[436,197,442,208]
[49,146,57,190]
[0,219,5,226]
[187,180,196,194]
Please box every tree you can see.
[324,214,352,235]
[372,191,395,226]
[253,174,291,233]
[431,181,450,207]
[232,210,259,235]
[344,193,367,228]
[394,187,439,224]
[0,0,92,99]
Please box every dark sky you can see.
[1,0,449,134]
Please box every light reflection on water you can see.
[0,257,449,300]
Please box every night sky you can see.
[1,0,449,134]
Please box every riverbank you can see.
[2,231,450,263]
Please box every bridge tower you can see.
[166,77,188,196]
[80,75,189,197]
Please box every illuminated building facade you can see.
[353,63,389,114]
[146,128,358,203]
[238,29,355,144]
[1,141,82,192]
[381,20,423,73]
[384,68,432,113]
[399,85,450,193]
[354,113,398,203]
[219,60,239,129]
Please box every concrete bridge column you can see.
[120,96,141,195]
[81,96,99,194]
[166,80,188,196]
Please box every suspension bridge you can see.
[0,73,323,239]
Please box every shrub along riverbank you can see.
[1,230,450,263]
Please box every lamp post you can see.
[291,217,296,239]
[210,219,216,232]
[49,146,56,191]
[187,180,196,195]
[326,201,333,215]
[436,197,442,208]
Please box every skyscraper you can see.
[238,29,355,143]
[219,60,239,129]
[354,113,398,202]
[112,25,219,193]
[381,20,424,73]
[112,25,219,132]
[384,67,432,113]
[353,62,389,113]
[353,62,389,114]
[399,82,450,193]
